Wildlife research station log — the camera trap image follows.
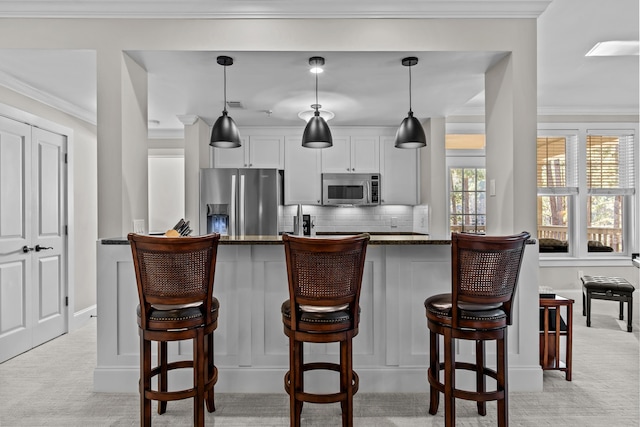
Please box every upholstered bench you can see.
[581,275,635,332]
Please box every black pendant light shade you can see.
[395,57,427,149]
[302,57,332,148]
[302,111,333,148]
[210,55,241,148]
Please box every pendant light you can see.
[210,55,241,148]
[394,57,427,149]
[302,56,333,148]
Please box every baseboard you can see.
[71,304,97,332]
[93,365,543,393]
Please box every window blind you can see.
[587,131,636,195]
[537,134,578,195]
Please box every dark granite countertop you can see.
[101,233,449,246]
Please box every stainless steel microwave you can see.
[322,173,380,206]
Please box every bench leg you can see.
[619,301,624,320]
[586,291,591,327]
[627,296,633,333]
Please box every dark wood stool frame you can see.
[281,233,369,427]
[129,233,220,427]
[581,275,635,333]
[425,231,530,427]
[539,295,573,381]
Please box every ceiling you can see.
[0,0,636,136]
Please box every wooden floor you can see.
[1,289,638,426]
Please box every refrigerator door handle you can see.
[230,174,237,236]
[239,173,246,235]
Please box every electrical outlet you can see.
[391,217,398,228]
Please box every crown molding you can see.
[176,114,200,126]
[0,69,96,125]
[537,106,640,116]
[0,1,552,19]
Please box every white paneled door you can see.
[0,116,67,363]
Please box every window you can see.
[585,132,635,253]
[449,167,486,234]
[537,129,636,256]
[446,131,486,235]
[536,134,578,254]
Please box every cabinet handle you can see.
[352,168,355,171]
[249,163,253,167]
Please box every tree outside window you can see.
[449,167,486,234]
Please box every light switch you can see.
[133,219,145,233]
[489,179,496,197]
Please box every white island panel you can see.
[94,240,542,393]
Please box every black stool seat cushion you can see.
[581,276,635,293]
[425,293,507,329]
[281,300,354,333]
[137,297,220,330]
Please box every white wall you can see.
[148,154,185,233]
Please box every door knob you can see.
[35,245,53,252]
[22,245,34,253]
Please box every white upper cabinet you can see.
[321,136,379,173]
[213,136,284,169]
[212,137,247,168]
[379,136,420,205]
[284,136,322,205]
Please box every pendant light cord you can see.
[315,71,319,112]
[223,65,228,114]
[408,64,413,114]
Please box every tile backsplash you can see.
[280,205,423,234]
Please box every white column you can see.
[181,115,211,235]
[97,50,148,238]
[485,49,537,236]
[421,117,447,239]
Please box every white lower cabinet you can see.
[380,136,420,205]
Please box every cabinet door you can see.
[380,136,419,205]
[284,136,322,205]
[351,136,379,173]
[213,138,247,168]
[248,136,284,169]
[321,136,350,173]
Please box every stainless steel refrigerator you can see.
[200,168,282,236]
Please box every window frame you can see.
[446,150,486,235]
[537,123,638,265]
[537,130,579,257]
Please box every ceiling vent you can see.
[226,101,244,109]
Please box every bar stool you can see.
[128,233,220,427]
[425,231,530,427]
[281,233,370,427]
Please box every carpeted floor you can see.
[1,289,638,426]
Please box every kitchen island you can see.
[95,234,542,393]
